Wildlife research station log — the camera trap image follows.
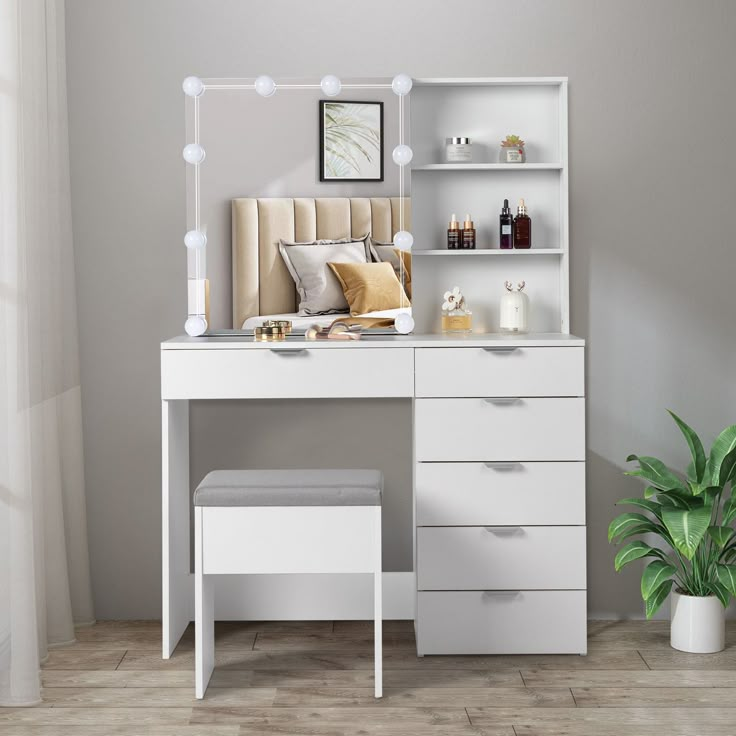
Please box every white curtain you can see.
[0,0,94,706]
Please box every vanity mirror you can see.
[181,75,414,337]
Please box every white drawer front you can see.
[162,347,414,399]
[416,462,585,526]
[202,507,379,575]
[417,590,587,655]
[415,397,585,461]
[415,347,584,398]
[417,526,586,590]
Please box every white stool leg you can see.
[374,506,382,699]
[195,507,214,698]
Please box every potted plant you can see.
[609,411,736,652]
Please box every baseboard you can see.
[186,572,415,620]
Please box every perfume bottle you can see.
[513,199,531,249]
[441,286,473,333]
[460,214,476,250]
[447,213,461,250]
[499,199,513,249]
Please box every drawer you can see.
[414,397,585,461]
[417,590,587,655]
[162,346,414,399]
[416,462,585,526]
[417,526,586,590]
[415,347,584,398]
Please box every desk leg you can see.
[162,399,190,658]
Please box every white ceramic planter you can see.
[670,591,725,653]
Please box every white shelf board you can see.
[412,163,563,171]
[413,77,567,87]
[412,249,564,256]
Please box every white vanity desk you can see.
[162,332,587,658]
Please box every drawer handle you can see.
[483,462,522,471]
[484,526,523,536]
[482,397,521,406]
[482,590,521,599]
[269,348,308,355]
[481,347,518,354]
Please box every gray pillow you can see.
[279,236,371,315]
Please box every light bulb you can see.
[254,75,276,97]
[393,230,413,251]
[392,144,413,166]
[184,230,207,250]
[182,76,204,97]
[185,315,208,337]
[320,74,341,96]
[182,143,206,164]
[392,73,413,96]
[394,312,415,335]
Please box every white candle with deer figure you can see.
[499,281,529,333]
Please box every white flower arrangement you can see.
[442,286,466,312]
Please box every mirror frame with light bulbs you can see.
[181,74,415,338]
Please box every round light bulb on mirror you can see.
[393,230,413,251]
[392,73,413,96]
[184,315,208,337]
[254,75,276,97]
[394,311,414,335]
[320,74,341,97]
[182,143,206,164]
[392,144,413,167]
[182,76,204,97]
[184,230,207,250]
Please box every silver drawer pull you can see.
[482,397,521,406]
[482,590,521,598]
[269,348,308,355]
[484,526,523,536]
[481,347,518,354]
[483,462,522,471]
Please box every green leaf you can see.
[608,513,658,543]
[626,455,686,492]
[705,581,731,608]
[645,579,673,619]
[615,497,663,520]
[708,526,735,549]
[661,505,711,559]
[706,425,736,486]
[715,564,736,597]
[723,493,736,526]
[641,560,677,600]
[668,411,707,483]
[614,541,666,571]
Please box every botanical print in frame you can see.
[320,100,384,182]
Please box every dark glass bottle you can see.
[461,214,476,250]
[499,199,513,249]
[513,198,531,249]
[447,213,460,249]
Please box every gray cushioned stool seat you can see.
[193,469,383,507]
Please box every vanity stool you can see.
[193,469,383,699]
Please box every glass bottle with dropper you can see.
[499,199,513,249]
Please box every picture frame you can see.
[319,100,384,182]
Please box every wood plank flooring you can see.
[0,620,734,735]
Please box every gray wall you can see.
[66,0,736,619]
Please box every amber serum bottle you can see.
[461,214,476,249]
[513,199,532,249]
[447,213,461,249]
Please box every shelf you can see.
[412,249,564,256]
[412,163,563,172]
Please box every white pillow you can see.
[279,237,370,315]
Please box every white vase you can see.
[670,591,725,653]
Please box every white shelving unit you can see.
[409,77,569,334]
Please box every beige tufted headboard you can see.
[231,197,410,328]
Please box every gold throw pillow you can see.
[328,261,410,316]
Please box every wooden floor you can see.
[1,620,735,735]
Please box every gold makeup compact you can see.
[253,320,292,341]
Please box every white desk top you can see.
[162,332,585,350]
